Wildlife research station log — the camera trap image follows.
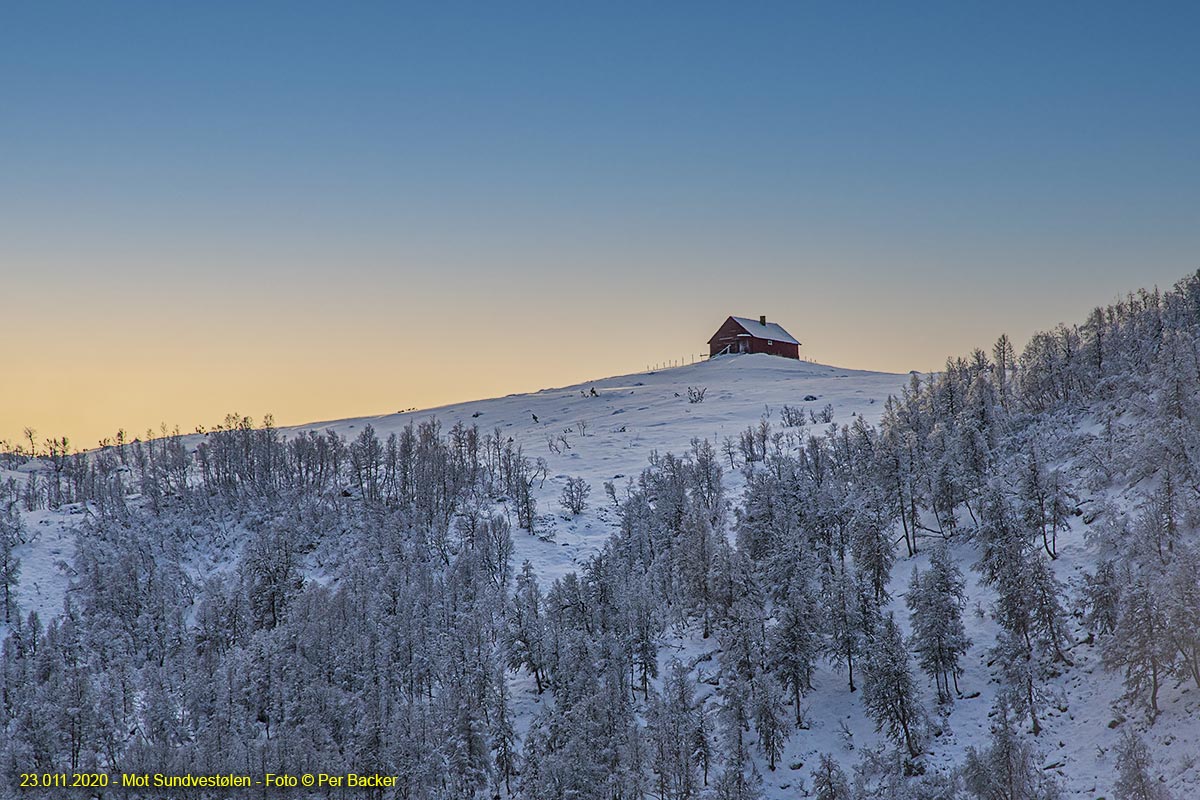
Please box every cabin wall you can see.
[748,338,800,359]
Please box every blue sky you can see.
[2,2,1198,446]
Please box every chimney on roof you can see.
[759,315,767,326]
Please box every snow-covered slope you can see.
[4,353,1193,799]
[288,354,1194,799]
[299,354,907,587]
[4,354,905,639]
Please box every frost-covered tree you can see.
[647,660,705,800]
[824,568,868,692]
[1017,446,1071,560]
[810,753,851,800]
[849,500,895,604]
[975,489,1070,666]
[907,544,970,702]
[713,670,762,800]
[1113,730,1172,800]
[1082,559,1123,637]
[490,666,518,797]
[975,489,1070,735]
[1162,546,1200,689]
[962,693,1062,800]
[860,613,925,758]
[993,333,1016,412]
[0,501,22,624]
[750,675,787,771]
[1105,576,1174,721]
[768,576,821,724]
[713,761,763,800]
[508,560,548,693]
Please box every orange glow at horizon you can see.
[4,249,1188,452]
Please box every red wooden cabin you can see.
[708,315,800,359]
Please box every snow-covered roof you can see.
[729,316,799,345]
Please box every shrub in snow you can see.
[560,476,591,515]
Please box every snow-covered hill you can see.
[3,355,905,623]
[3,349,1195,799]
[301,354,908,589]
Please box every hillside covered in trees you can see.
[4,273,1200,799]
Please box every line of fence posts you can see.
[644,353,708,371]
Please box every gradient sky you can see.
[2,2,1198,449]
